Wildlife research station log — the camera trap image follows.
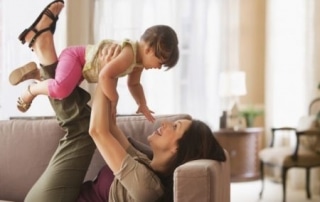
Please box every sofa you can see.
[0,114,230,202]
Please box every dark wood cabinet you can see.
[213,128,263,182]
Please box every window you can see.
[0,1,55,119]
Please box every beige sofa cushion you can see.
[0,119,65,201]
[174,151,230,202]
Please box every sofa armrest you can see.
[173,150,230,202]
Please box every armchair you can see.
[258,97,320,202]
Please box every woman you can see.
[85,82,227,201]
[13,1,226,201]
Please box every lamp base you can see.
[220,105,246,130]
[227,104,246,130]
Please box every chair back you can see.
[309,97,320,116]
[299,97,320,153]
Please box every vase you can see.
[245,115,255,128]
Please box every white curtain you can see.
[0,0,65,119]
[92,0,224,128]
[265,0,320,193]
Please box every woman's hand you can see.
[99,43,121,65]
[136,105,155,123]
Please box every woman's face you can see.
[148,119,192,153]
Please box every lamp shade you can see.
[218,71,247,97]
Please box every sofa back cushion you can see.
[116,114,192,144]
[0,119,65,201]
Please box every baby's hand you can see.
[136,105,155,123]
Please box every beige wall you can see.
[65,1,94,45]
[65,1,96,100]
[239,0,266,129]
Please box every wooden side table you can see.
[213,128,263,182]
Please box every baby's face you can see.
[142,46,164,70]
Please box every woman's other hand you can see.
[100,42,121,65]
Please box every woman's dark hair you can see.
[140,25,179,69]
[159,119,226,202]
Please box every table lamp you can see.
[218,70,247,128]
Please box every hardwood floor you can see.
[231,180,320,202]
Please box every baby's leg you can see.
[20,46,86,103]
[47,46,86,99]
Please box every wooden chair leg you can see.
[259,161,264,199]
[282,167,288,202]
[306,168,311,199]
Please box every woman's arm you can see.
[89,44,133,172]
[89,84,129,172]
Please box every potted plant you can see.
[240,105,264,128]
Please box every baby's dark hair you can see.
[140,25,179,70]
